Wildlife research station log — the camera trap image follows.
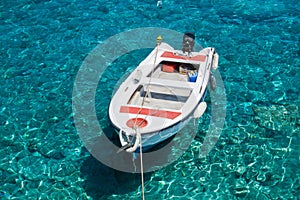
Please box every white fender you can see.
[194,102,207,118]
[212,53,219,70]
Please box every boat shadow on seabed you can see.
[80,123,197,198]
[79,125,150,199]
[80,154,152,199]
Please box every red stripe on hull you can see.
[161,51,207,62]
[120,106,181,119]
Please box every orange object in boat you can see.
[161,62,177,73]
[126,118,148,128]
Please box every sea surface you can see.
[0,0,299,199]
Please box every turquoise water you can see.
[1,0,299,199]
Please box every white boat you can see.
[109,32,218,152]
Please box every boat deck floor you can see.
[129,92,183,110]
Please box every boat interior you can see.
[127,61,200,110]
[150,61,199,82]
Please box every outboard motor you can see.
[182,32,195,55]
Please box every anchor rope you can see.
[141,37,161,106]
[134,36,162,200]
[122,37,162,151]
[134,36,162,128]
[137,128,145,200]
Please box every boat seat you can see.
[146,84,191,97]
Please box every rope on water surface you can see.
[136,128,145,200]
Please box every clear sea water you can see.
[0,0,299,199]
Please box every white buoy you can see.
[194,102,207,118]
[157,0,162,8]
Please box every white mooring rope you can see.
[136,128,145,200]
[134,37,162,200]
